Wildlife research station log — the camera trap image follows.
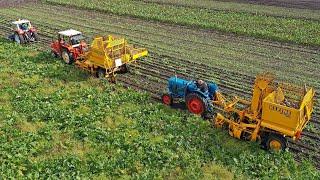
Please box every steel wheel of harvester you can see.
[266,133,287,151]
[97,68,106,79]
[186,93,205,115]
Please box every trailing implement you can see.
[163,73,315,151]
[51,31,148,82]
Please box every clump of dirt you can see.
[0,0,38,8]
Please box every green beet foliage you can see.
[0,39,318,178]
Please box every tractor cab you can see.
[9,19,39,44]
[51,29,87,64]
[12,19,32,32]
[57,29,85,47]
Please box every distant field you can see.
[43,0,320,46]
[137,0,320,20]
[217,0,320,10]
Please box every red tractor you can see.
[50,29,88,64]
[9,19,40,44]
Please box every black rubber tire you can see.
[33,32,40,41]
[265,133,288,151]
[185,93,207,115]
[26,31,32,41]
[201,111,214,120]
[61,50,74,64]
[14,33,25,44]
[119,64,129,73]
[51,50,58,58]
[97,68,106,79]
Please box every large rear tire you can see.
[14,33,25,44]
[265,133,287,151]
[62,50,74,64]
[185,93,206,115]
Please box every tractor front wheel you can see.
[14,33,25,44]
[186,93,206,115]
[162,94,173,106]
[51,51,58,58]
[62,50,74,64]
[33,32,40,41]
[265,133,287,151]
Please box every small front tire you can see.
[162,94,173,106]
[33,32,40,41]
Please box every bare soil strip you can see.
[0,0,37,8]
[219,0,320,10]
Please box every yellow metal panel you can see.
[132,50,148,60]
[107,38,125,48]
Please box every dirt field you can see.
[0,0,37,8]
[0,2,319,168]
[220,0,320,10]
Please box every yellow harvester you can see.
[75,35,148,82]
[213,73,315,151]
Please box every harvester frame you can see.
[212,73,315,150]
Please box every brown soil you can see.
[219,0,320,10]
[0,0,37,8]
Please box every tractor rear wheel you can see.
[62,50,74,64]
[265,133,287,151]
[33,32,40,41]
[162,94,173,106]
[97,68,106,79]
[185,93,206,115]
[14,33,25,44]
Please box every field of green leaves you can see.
[0,39,319,178]
[43,0,320,46]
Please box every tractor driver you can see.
[20,23,29,31]
[196,79,208,93]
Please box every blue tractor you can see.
[162,76,219,118]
